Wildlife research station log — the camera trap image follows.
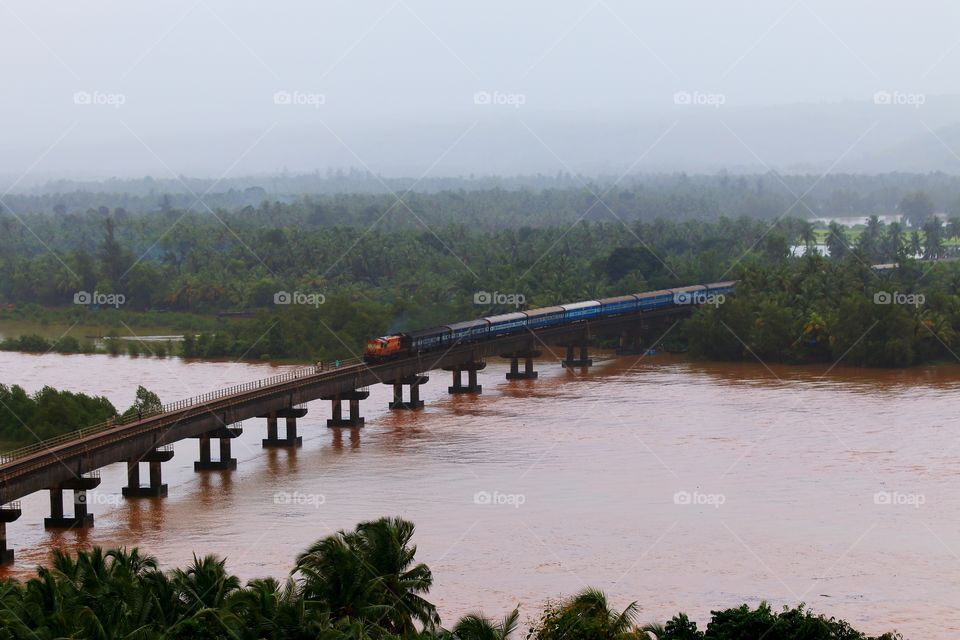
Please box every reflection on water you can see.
[0,350,958,638]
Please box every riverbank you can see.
[0,305,227,339]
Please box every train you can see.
[362,281,736,363]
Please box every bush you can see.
[703,603,902,640]
[105,338,122,356]
[0,384,117,446]
[53,335,80,353]
[14,334,52,352]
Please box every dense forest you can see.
[1,177,959,365]
[0,516,902,640]
[685,254,960,366]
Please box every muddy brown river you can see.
[1,350,957,638]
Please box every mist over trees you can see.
[6,171,960,222]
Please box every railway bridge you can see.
[0,284,733,564]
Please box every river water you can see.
[0,350,957,638]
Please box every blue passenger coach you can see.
[445,319,490,345]
[599,295,640,317]
[524,305,565,330]
[636,289,674,310]
[409,327,450,352]
[562,301,601,322]
[486,312,528,337]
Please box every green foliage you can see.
[452,608,519,640]
[0,334,52,353]
[0,383,117,445]
[105,337,122,356]
[687,254,960,367]
[659,613,701,640]
[528,588,638,640]
[0,333,94,355]
[121,385,163,420]
[701,603,902,640]
[294,516,440,635]
[53,335,80,353]
[0,384,165,448]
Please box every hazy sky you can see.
[2,1,959,179]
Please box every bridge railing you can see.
[0,357,364,465]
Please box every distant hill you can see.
[850,123,960,173]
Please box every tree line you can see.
[9,170,960,220]
[0,385,161,447]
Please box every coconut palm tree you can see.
[923,217,945,259]
[910,230,923,258]
[353,517,440,634]
[798,221,816,254]
[825,221,850,259]
[533,588,639,639]
[227,576,330,640]
[294,517,439,635]
[857,215,884,261]
[295,532,379,622]
[451,607,520,640]
[638,613,701,640]
[885,221,905,260]
[173,553,242,612]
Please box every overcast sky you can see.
[2,1,959,180]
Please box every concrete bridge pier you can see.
[325,390,368,427]
[260,407,307,447]
[615,328,644,355]
[387,376,429,409]
[445,361,485,394]
[123,447,175,497]
[503,350,540,380]
[193,426,241,471]
[562,342,593,368]
[44,474,100,529]
[0,502,22,565]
